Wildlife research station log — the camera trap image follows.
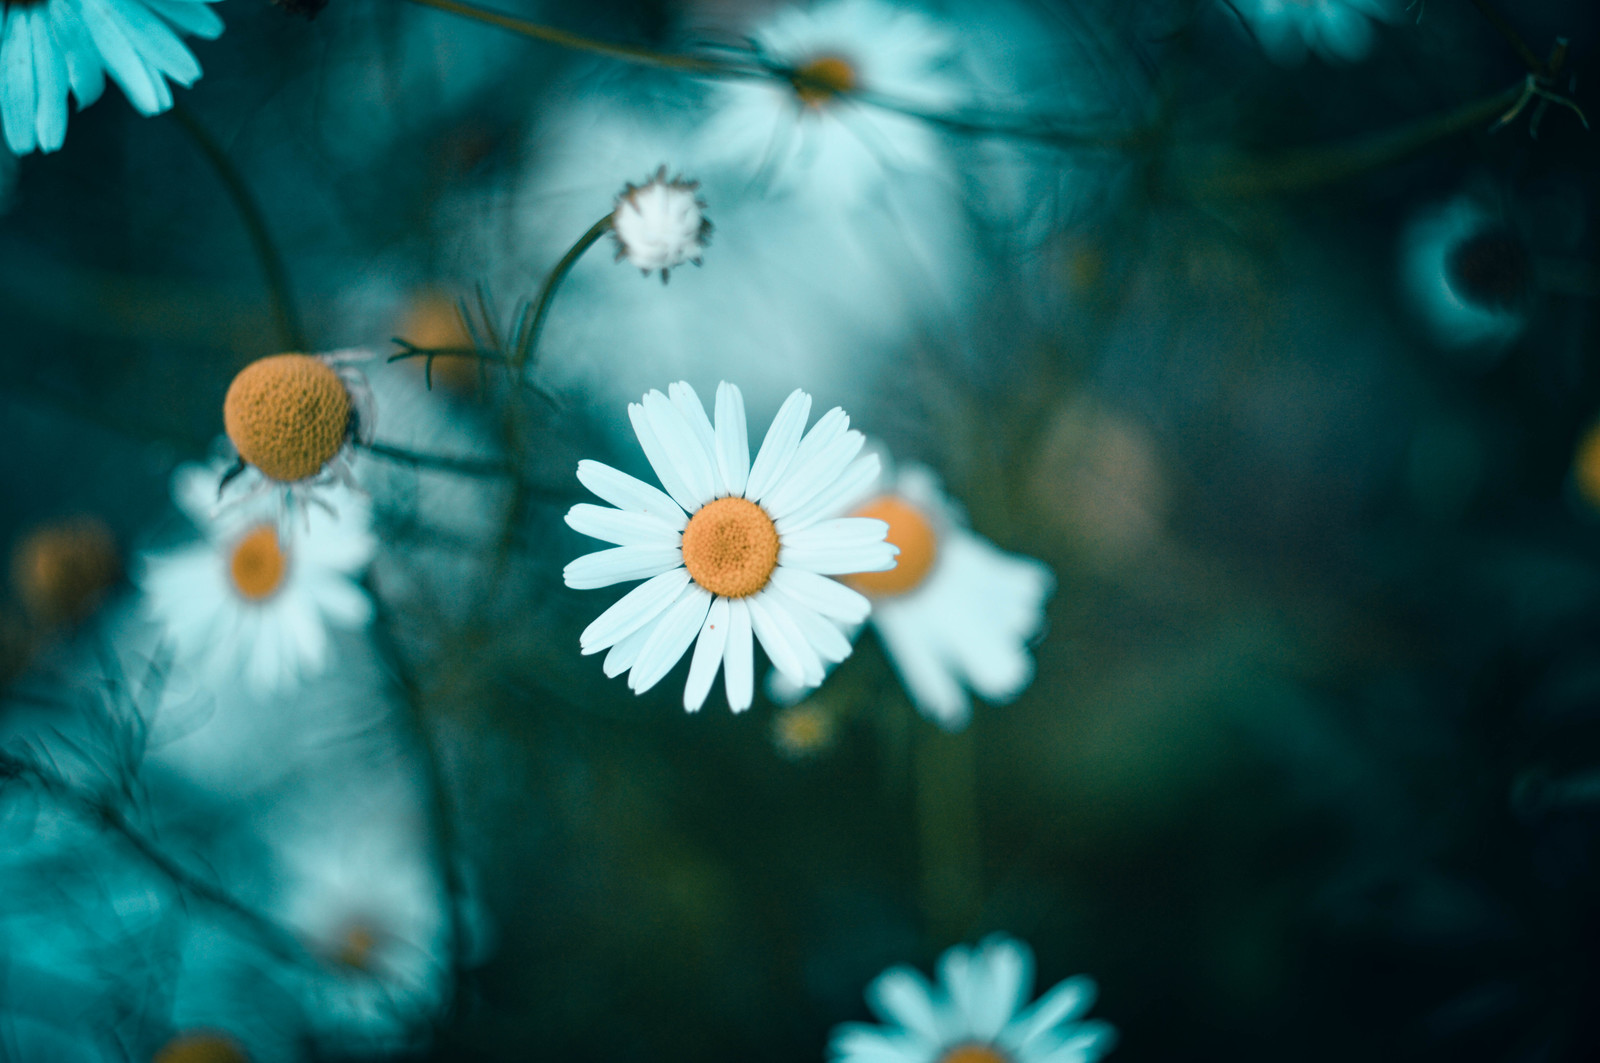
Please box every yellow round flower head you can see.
[224,353,351,483]
[844,496,937,597]
[153,1032,249,1063]
[793,53,859,107]
[11,516,120,626]
[680,496,780,599]
[228,525,288,602]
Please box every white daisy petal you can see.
[668,381,726,498]
[682,596,730,711]
[874,605,970,729]
[714,381,750,498]
[866,967,946,1044]
[765,585,852,665]
[767,567,871,624]
[748,590,824,687]
[563,545,682,590]
[576,459,687,528]
[565,502,682,548]
[745,388,812,502]
[579,568,693,654]
[628,586,712,693]
[776,453,883,535]
[781,518,897,575]
[762,427,864,521]
[722,597,754,712]
[628,402,703,514]
[1005,975,1098,1048]
[827,1023,926,1063]
[643,389,717,508]
[603,623,654,678]
[51,2,106,109]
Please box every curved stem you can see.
[170,103,307,352]
[516,213,614,377]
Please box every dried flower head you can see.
[10,516,120,627]
[611,167,712,283]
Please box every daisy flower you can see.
[697,0,963,204]
[1400,196,1529,354]
[138,458,376,695]
[611,166,712,282]
[0,0,224,155]
[776,461,1053,731]
[1227,0,1393,65]
[564,381,897,711]
[220,350,375,512]
[830,933,1116,1063]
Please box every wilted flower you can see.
[564,381,897,711]
[1227,0,1393,65]
[139,459,376,694]
[0,0,224,154]
[611,167,712,282]
[831,933,1116,1063]
[10,516,120,628]
[697,0,963,203]
[1400,196,1529,353]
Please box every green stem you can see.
[358,439,514,478]
[170,103,307,352]
[402,0,734,75]
[912,722,982,944]
[1467,0,1547,75]
[516,213,614,377]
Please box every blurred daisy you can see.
[153,1032,248,1063]
[1227,0,1393,65]
[1400,196,1529,354]
[0,0,224,155]
[777,462,1053,731]
[139,458,376,695]
[611,166,712,282]
[221,350,375,512]
[831,933,1116,1063]
[564,381,897,711]
[698,0,963,204]
[10,515,120,629]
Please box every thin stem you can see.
[516,213,614,377]
[357,440,514,479]
[170,103,307,352]
[912,723,982,944]
[1467,0,1546,75]
[1191,82,1523,197]
[402,0,734,75]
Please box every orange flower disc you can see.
[153,1033,249,1063]
[794,54,859,107]
[223,354,350,483]
[843,496,937,598]
[937,1044,1011,1063]
[228,525,287,602]
[681,497,780,598]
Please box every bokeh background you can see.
[3,0,1599,1060]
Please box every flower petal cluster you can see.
[1229,0,1393,65]
[139,457,377,695]
[564,381,897,711]
[0,0,224,154]
[612,166,712,282]
[831,934,1117,1063]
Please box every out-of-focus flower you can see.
[10,516,120,628]
[1228,0,1393,65]
[697,0,963,203]
[780,461,1053,731]
[1400,196,1529,354]
[221,351,375,511]
[830,933,1116,1063]
[1570,421,1600,514]
[153,1032,248,1063]
[773,700,838,758]
[611,166,712,282]
[139,459,375,695]
[564,381,896,711]
[0,0,224,154]
[395,291,482,398]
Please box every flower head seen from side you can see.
[611,166,712,283]
[1400,196,1530,355]
[1228,0,1393,65]
[564,381,897,711]
[0,0,224,154]
[831,934,1116,1063]
[221,350,375,511]
[139,459,376,695]
[698,0,962,204]
[798,461,1053,731]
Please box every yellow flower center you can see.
[937,1045,1011,1063]
[793,54,859,107]
[334,923,380,971]
[843,496,937,598]
[223,353,350,483]
[774,703,836,757]
[680,497,780,598]
[11,517,119,626]
[228,525,287,602]
[153,1032,249,1063]
[1575,424,1600,511]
